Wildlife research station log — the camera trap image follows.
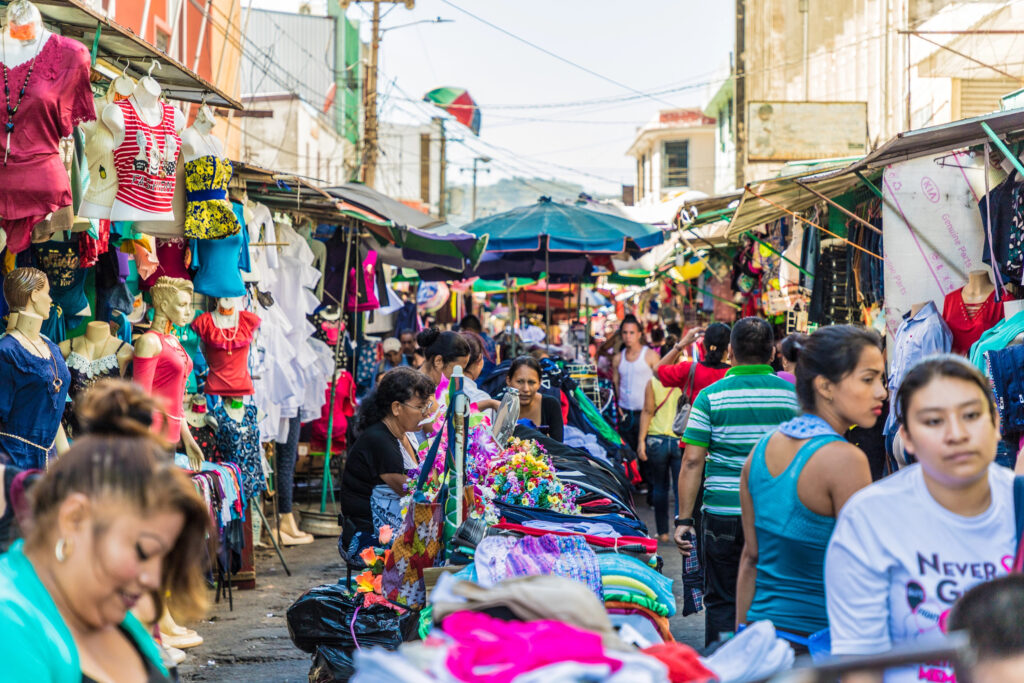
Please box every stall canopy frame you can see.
[21,0,243,109]
[725,166,874,241]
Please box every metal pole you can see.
[471,157,478,220]
[439,119,447,220]
[544,245,551,343]
[321,227,354,513]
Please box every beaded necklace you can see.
[1,32,45,166]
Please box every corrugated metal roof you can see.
[240,10,337,112]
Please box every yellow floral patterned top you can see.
[184,156,241,240]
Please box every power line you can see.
[435,0,682,109]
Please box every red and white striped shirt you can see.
[112,99,181,214]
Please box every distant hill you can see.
[445,176,615,225]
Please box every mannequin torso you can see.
[0,23,50,70]
[79,109,118,219]
[103,84,184,222]
[962,270,996,304]
[60,321,133,380]
[180,111,224,163]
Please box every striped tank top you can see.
[112,98,180,215]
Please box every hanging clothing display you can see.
[211,402,265,500]
[884,302,952,436]
[30,239,89,319]
[309,370,357,453]
[980,172,1024,285]
[0,35,95,254]
[970,308,1024,373]
[139,238,191,290]
[110,98,180,219]
[183,156,241,239]
[942,287,1007,356]
[0,335,71,469]
[192,310,261,396]
[191,203,251,298]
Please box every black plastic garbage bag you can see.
[287,582,418,681]
[308,645,356,683]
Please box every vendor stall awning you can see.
[725,166,870,241]
[808,107,1024,180]
[32,0,243,109]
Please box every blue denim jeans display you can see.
[645,435,681,535]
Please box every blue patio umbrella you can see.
[462,197,665,342]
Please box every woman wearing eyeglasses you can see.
[339,367,435,556]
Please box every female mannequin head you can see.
[149,277,194,328]
[416,327,470,384]
[3,267,50,317]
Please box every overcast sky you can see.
[248,0,734,195]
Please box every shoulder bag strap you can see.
[683,362,697,402]
[1013,475,1024,573]
[411,402,453,502]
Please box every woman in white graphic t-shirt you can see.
[825,355,1016,683]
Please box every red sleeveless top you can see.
[112,98,181,214]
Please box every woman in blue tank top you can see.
[736,325,886,642]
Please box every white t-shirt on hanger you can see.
[825,463,1016,683]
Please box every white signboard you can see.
[882,155,998,342]
[748,101,867,161]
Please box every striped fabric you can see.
[112,98,180,215]
[681,365,798,516]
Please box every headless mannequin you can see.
[134,286,205,469]
[0,2,51,225]
[961,269,996,304]
[6,281,69,456]
[908,302,929,318]
[102,71,185,222]
[180,104,224,163]
[0,2,50,71]
[212,296,240,331]
[59,321,133,377]
[78,83,119,219]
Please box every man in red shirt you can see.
[656,323,732,403]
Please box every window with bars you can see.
[663,140,689,188]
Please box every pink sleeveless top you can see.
[112,99,181,214]
[132,332,193,445]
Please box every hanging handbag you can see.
[381,403,453,609]
[671,362,698,437]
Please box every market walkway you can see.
[180,507,704,681]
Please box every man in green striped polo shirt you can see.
[673,317,798,645]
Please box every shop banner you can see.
[881,156,997,342]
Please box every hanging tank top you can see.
[618,348,653,411]
[745,432,841,634]
[112,98,181,216]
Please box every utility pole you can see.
[339,0,414,188]
[471,156,491,220]
[438,118,447,220]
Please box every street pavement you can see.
[180,504,704,682]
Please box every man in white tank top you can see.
[612,315,659,453]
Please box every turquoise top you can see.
[0,540,169,682]
[746,432,840,634]
[969,308,1024,374]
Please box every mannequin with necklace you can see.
[59,321,133,403]
[192,297,261,397]
[210,397,270,538]
[0,0,95,254]
[102,60,184,224]
[132,277,205,470]
[0,267,70,469]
